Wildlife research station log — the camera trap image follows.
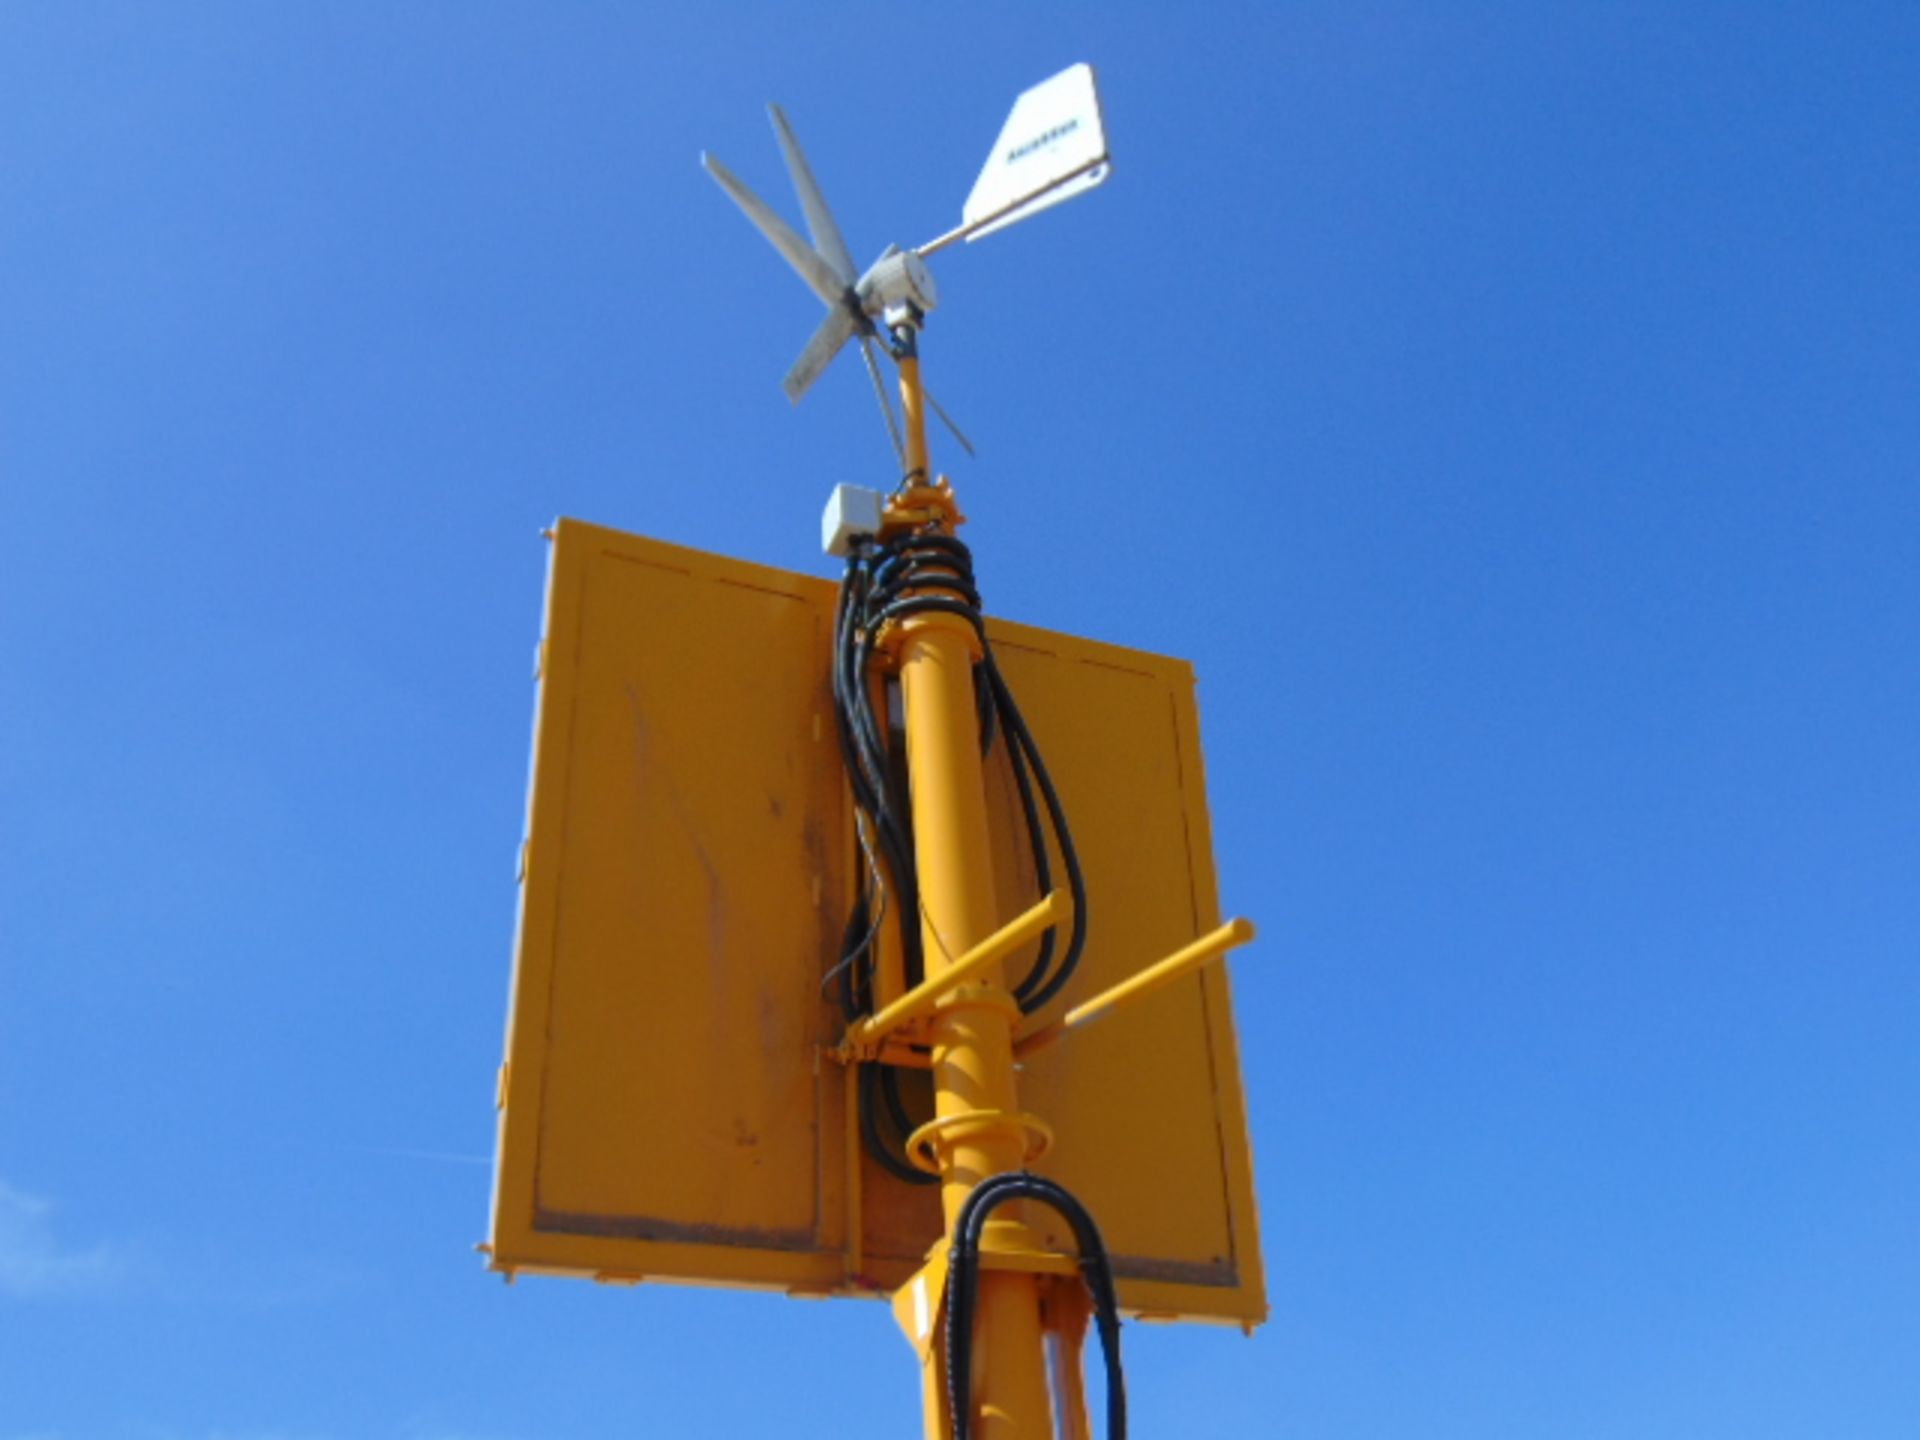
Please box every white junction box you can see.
[821,483,886,557]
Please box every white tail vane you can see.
[701,65,1111,460]
[955,63,1110,246]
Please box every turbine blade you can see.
[783,306,860,403]
[923,384,977,457]
[853,242,902,312]
[768,105,857,287]
[873,340,978,459]
[701,151,847,308]
[860,337,905,464]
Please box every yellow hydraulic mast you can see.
[687,66,1261,1438]
[883,324,1056,1439]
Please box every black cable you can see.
[944,1172,1127,1440]
[981,650,1089,1014]
[878,1063,919,1139]
[834,539,934,1185]
[857,1064,933,1186]
[833,546,922,998]
[864,529,1090,1008]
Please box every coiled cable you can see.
[831,529,1090,1179]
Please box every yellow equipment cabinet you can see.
[487,518,1265,1327]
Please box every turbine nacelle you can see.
[856,250,938,327]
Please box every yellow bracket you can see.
[891,1248,952,1362]
[1015,916,1257,1059]
[881,478,967,536]
[836,889,1071,1060]
[973,1245,1080,1280]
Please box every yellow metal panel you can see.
[490,520,849,1290]
[979,625,1266,1325]
[488,519,1265,1324]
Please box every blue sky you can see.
[3,4,1916,1436]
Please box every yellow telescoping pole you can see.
[897,345,930,486]
[889,331,1058,1438]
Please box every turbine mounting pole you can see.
[875,329,1064,1438]
[891,314,932,488]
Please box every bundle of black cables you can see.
[829,527,1090,1182]
[946,1171,1126,1440]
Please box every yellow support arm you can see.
[841,889,1070,1057]
[1014,917,1256,1059]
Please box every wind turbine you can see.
[700,64,1111,473]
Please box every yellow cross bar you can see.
[841,888,1071,1056]
[1014,917,1256,1059]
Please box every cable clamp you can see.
[905,1108,1054,1175]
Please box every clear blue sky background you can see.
[3,4,1916,1437]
